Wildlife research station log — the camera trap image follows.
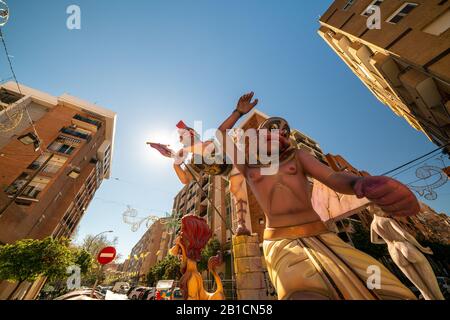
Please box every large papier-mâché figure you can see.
[370,206,445,300]
[214,92,420,300]
[148,120,231,185]
[169,214,225,300]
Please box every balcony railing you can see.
[73,114,102,128]
[61,127,92,141]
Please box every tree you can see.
[0,237,88,283]
[198,238,222,272]
[73,248,93,274]
[77,234,120,286]
[80,234,119,258]
[147,255,181,286]
[350,222,388,260]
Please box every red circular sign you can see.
[97,246,117,265]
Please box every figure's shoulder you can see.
[295,148,308,157]
[295,148,316,162]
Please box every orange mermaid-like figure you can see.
[169,214,225,300]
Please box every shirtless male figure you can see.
[216,92,419,300]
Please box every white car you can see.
[54,289,104,300]
[128,286,149,300]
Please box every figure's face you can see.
[254,118,291,158]
[258,128,290,155]
[178,129,195,147]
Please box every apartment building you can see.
[318,0,450,153]
[0,82,116,299]
[123,218,171,283]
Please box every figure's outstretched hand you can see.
[236,92,258,115]
[148,142,175,158]
[353,176,420,217]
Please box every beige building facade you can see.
[0,82,116,299]
[318,0,450,153]
[123,218,171,283]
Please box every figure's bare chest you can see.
[245,157,305,187]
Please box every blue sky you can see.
[2,0,449,259]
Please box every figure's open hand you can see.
[353,176,420,217]
[148,142,174,158]
[236,92,258,115]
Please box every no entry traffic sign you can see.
[97,246,117,265]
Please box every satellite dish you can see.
[0,0,9,27]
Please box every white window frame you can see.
[386,2,418,24]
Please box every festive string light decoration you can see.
[409,165,448,201]
[122,205,181,232]
[0,1,9,27]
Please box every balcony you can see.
[61,126,92,141]
[72,114,102,133]
[0,88,24,109]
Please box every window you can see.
[362,0,383,16]
[43,155,68,174]
[28,153,68,174]
[5,173,49,199]
[422,9,450,36]
[343,0,356,11]
[0,88,23,105]
[18,132,41,151]
[5,173,29,195]
[68,168,81,179]
[73,114,102,129]
[61,126,92,140]
[21,176,50,199]
[387,3,418,24]
[48,135,81,155]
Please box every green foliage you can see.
[350,222,388,260]
[73,248,93,274]
[146,238,222,286]
[0,237,88,282]
[80,234,119,258]
[147,255,181,286]
[198,238,222,272]
[78,234,119,286]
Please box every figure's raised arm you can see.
[218,92,258,133]
[216,92,258,172]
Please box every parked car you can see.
[97,286,113,295]
[156,280,175,300]
[172,287,183,300]
[128,286,149,300]
[54,289,104,300]
[140,287,156,300]
[112,282,130,294]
